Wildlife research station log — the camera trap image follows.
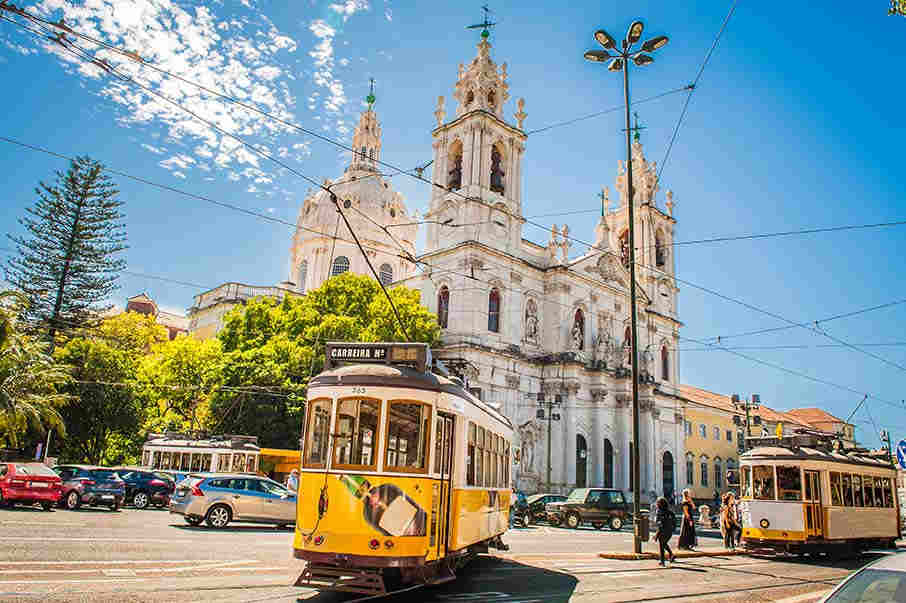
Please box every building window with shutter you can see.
[488,288,501,333]
[437,286,450,329]
[379,263,393,286]
[331,256,349,276]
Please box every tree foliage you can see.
[212,273,440,447]
[0,292,69,448]
[5,156,126,347]
[891,0,906,15]
[54,312,166,464]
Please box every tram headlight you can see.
[759,518,770,529]
[369,538,380,550]
[384,540,394,550]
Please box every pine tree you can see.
[5,156,127,350]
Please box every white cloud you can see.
[329,0,370,22]
[20,0,299,187]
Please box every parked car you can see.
[158,470,190,486]
[53,465,125,511]
[0,462,62,510]
[545,487,629,530]
[113,468,173,509]
[522,493,567,526]
[169,473,296,529]
[819,550,906,602]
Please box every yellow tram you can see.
[293,342,513,595]
[739,433,902,556]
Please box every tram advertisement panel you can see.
[294,472,432,556]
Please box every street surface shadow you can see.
[0,504,54,513]
[173,523,295,533]
[296,555,579,603]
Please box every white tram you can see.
[739,434,902,555]
[141,434,261,474]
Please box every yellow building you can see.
[187,282,300,340]
[679,385,742,503]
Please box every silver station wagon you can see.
[169,473,296,529]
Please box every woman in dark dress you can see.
[678,488,697,550]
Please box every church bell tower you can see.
[424,26,528,254]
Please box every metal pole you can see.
[745,398,751,449]
[546,399,553,493]
[623,51,643,555]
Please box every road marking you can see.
[0,521,87,527]
[0,578,148,585]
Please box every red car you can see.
[0,462,63,510]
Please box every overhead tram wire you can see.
[7,10,906,377]
[657,0,739,181]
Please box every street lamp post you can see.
[585,21,668,555]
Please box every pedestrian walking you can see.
[654,496,676,567]
[720,492,741,549]
[677,488,697,550]
[728,493,742,549]
[285,468,299,493]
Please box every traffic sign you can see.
[896,440,906,470]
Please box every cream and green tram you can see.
[739,436,901,556]
[292,342,514,595]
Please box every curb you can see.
[598,549,747,560]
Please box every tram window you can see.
[232,453,245,473]
[161,451,171,470]
[741,466,751,497]
[842,474,854,507]
[433,417,443,474]
[490,435,498,487]
[776,466,802,501]
[467,423,476,485]
[852,475,864,506]
[863,476,876,507]
[752,466,776,500]
[873,477,884,508]
[334,398,381,470]
[504,442,510,488]
[303,398,333,468]
[384,401,430,473]
[880,478,893,508]
[830,472,843,506]
[476,426,485,486]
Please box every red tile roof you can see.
[784,408,846,427]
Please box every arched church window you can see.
[619,230,630,269]
[360,146,367,160]
[448,141,463,191]
[437,286,450,329]
[379,263,393,286]
[488,288,501,333]
[331,256,349,277]
[655,230,666,267]
[490,145,505,195]
[524,298,539,343]
[572,308,585,351]
[661,345,669,382]
[297,260,308,292]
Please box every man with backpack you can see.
[654,496,677,567]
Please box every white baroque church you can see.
[290,36,685,500]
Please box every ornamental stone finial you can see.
[515,97,527,130]
[666,190,674,216]
[435,96,445,127]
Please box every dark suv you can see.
[521,493,567,525]
[113,468,173,509]
[545,487,628,530]
[53,465,125,511]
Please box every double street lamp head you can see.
[585,21,669,69]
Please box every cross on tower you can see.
[466,4,497,39]
[366,78,376,108]
[629,111,646,142]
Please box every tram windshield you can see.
[334,398,380,469]
[304,399,332,468]
[776,466,802,501]
[752,466,776,500]
[385,401,430,473]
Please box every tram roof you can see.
[310,363,513,430]
[741,445,895,471]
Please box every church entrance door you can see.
[662,451,674,502]
[576,435,587,488]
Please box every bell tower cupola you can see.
[348,79,382,173]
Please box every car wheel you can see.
[566,512,581,529]
[550,517,562,527]
[65,491,81,510]
[109,501,120,511]
[41,502,53,512]
[185,516,203,526]
[205,504,232,528]
[133,491,150,509]
[610,516,624,531]
[522,512,532,527]
[0,490,8,508]
[592,521,605,530]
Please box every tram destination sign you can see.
[325,342,430,372]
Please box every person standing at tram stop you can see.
[678,489,697,550]
[720,492,741,550]
[654,497,677,567]
[285,469,299,493]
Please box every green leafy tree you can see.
[5,156,126,349]
[891,0,906,15]
[55,312,167,464]
[136,336,223,436]
[213,273,439,447]
[0,292,69,448]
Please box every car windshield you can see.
[117,471,137,479]
[567,488,589,502]
[526,494,546,504]
[825,568,906,602]
[154,472,175,482]
[260,480,291,496]
[14,463,58,477]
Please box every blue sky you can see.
[2,1,905,449]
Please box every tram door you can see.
[804,470,824,538]
[433,413,455,558]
